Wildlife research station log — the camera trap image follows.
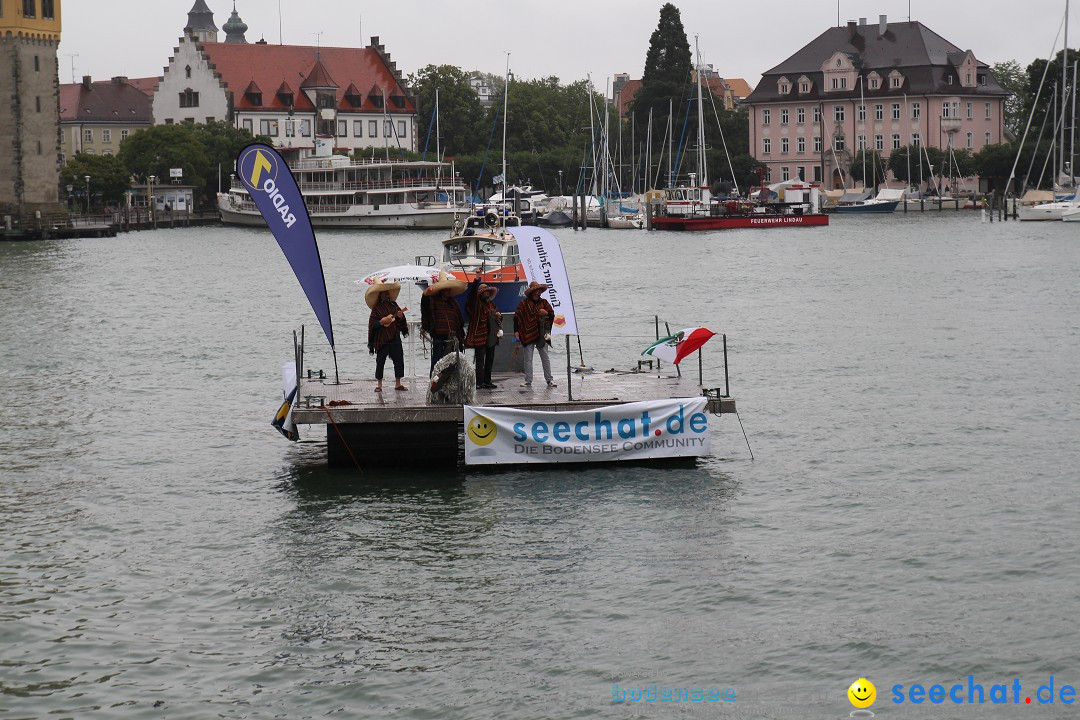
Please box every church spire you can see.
[223,2,248,44]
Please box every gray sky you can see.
[61,1,1069,91]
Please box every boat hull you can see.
[833,200,901,214]
[652,213,830,230]
[218,203,462,229]
[446,268,527,315]
[1017,206,1070,221]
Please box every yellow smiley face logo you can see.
[848,678,876,709]
[467,415,497,446]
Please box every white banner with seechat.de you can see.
[463,398,710,465]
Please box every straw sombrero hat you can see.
[365,280,401,308]
[423,270,468,297]
[525,281,549,296]
[478,283,498,299]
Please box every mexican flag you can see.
[642,327,717,365]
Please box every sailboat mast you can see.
[502,54,510,211]
[1062,0,1068,184]
[588,79,598,197]
[646,108,653,191]
[695,35,708,189]
[604,77,611,207]
[860,74,866,188]
[668,98,673,187]
[1072,60,1077,183]
[435,88,441,162]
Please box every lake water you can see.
[2,211,1079,719]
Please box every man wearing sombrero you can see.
[465,276,502,389]
[420,270,466,373]
[366,280,409,392]
[513,281,557,389]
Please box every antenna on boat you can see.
[501,53,512,235]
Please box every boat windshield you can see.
[441,236,514,267]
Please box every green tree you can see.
[974,142,1025,192]
[191,120,271,196]
[459,76,600,195]
[888,144,945,187]
[1021,49,1079,154]
[119,122,268,206]
[887,145,917,185]
[630,2,693,160]
[849,149,887,187]
[118,124,212,202]
[503,77,598,181]
[408,64,486,156]
[991,60,1027,136]
[704,106,751,187]
[61,152,130,210]
[947,148,976,178]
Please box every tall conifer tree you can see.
[630,4,693,184]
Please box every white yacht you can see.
[1017,196,1078,221]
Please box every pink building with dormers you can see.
[743,17,1008,189]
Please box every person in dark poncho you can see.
[366,281,408,392]
[464,276,502,389]
[420,270,467,374]
[513,281,557,389]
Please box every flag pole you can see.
[566,336,573,401]
[331,347,340,385]
[665,321,681,378]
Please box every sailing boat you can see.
[1015,0,1077,220]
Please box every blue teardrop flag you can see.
[236,143,335,349]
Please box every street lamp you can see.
[558,170,563,196]
[147,175,156,227]
[84,175,90,214]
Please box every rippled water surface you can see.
[2,212,1079,719]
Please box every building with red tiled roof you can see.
[59,76,155,165]
[724,78,754,104]
[128,77,162,96]
[611,66,750,117]
[154,28,418,154]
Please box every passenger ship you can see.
[218,138,469,229]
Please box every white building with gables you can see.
[153,2,417,155]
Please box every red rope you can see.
[322,406,364,474]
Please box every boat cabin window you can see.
[506,243,519,266]
[479,240,501,256]
[444,241,471,262]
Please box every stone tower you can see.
[186,0,218,43]
[222,2,248,44]
[0,0,64,216]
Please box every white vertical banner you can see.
[515,225,579,335]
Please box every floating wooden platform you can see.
[291,369,736,467]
